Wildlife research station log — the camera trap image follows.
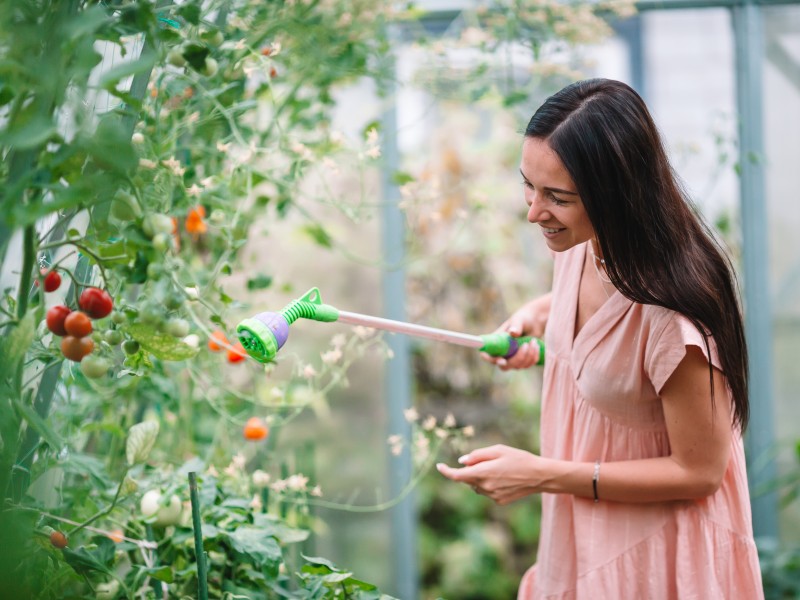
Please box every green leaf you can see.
[0,312,35,382]
[0,102,56,150]
[300,224,333,248]
[226,527,282,568]
[177,3,201,24]
[62,546,113,577]
[12,394,63,451]
[147,565,175,583]
[253,513,310,544]
[246,274,273,291]
[63,6,109,41]
[182,43,210,71]
[124,323,199,361]
[391,171,415,186]
[83,117,137,173]
[301,554,339,570]
[126,420,159,465]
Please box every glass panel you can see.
[764,3,800,543]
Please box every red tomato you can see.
[227,341,247,363]
[61,336,94,362]
[207,330,227,352]
[46,305,71,336]
[64,311,92,337]
[243,417,269,441]
[43,270,61,292]
[78,288,113,319]
[49,531,68,549]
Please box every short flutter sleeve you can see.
[644,310,722,395]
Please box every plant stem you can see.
[189,471,209,600]
[68,467,129,537]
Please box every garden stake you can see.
[237,287,546,364]
[188,472,209,600]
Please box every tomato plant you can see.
[43,270,61,292]
[60,336,94,362]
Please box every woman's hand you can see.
[483,293,551,370]
[436,445,554,505]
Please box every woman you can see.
[436,79,764,598]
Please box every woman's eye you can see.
[521,180,534,190]
[548,192,567,206]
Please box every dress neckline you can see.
[571,242,623,349]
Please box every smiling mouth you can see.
[541,226,565,234]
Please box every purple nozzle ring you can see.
[236,312,290,363]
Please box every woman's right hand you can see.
[482,293,551,371]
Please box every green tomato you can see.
[164,292,184,310]
[142,214,174,239]
[152,233,171,253]
[122,340,140,355]
[166,47,186,68]
[140,490,182,527]
[140,305,164,328]
[95,580,119,600]
[165,318,190,338]
[110,190,142,221]
[202,57,218,78]
[104,330,123,345]
[111,312,126,325]
[146,263,164,280]
[81,356,110,379]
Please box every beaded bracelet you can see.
[592,460,601,503]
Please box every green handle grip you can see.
[479,333,545,364]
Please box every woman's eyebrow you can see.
[519,168,579,196]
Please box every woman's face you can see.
[520,137,595,253]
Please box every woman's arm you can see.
[438,346,733,504]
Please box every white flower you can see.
[310,485,322,497]
[132,132,145,144]
[162,156,185,177]
[286,473,309,491]
[422,415,437,431]
[200,176,215,188]
[234,39,247,50]
[403,407,419,423]
[387,434,403,446]
[184,286,199,300]
[139,158,157,169]
[187,111,199,124]
[352,326,374,339]
[435,427,448,439]
[269,41,282,56]
[331,333,347,348]
[252,470,271,488]
[206,464,219,477]
[302,364,317,379]
[249,494,262,511]
[444,413,456,428]
[391,444,403,456]
[365,145,381,159]
[232,452,246,470]
[462,425,475,438]
[186,184,202,198]
[366,128,379,144]
[271,387,285,399]
[321,348,342,365]
[271,479,288,492]
[216,141,231,152]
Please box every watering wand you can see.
[235,287,545,365]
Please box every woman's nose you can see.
[527,194,545,223]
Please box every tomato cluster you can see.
[207,330,247,363]
[46,287,114,376]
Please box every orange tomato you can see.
[50,531,68,549]
[64,311,92,337]
[107,529,124,543]
[208,330,228,352]
[61,336,94,362]
[243,417,268,441]
[185,205,207,237]
[227,341,247,363]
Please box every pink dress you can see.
[518,242,763,599]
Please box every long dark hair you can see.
[526,78,749,431]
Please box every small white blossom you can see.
[207,464,219,477]
[422,415,437,431]
[352,326,374,339]
[200,176,215,188]
[435,427,448,439]
[391,444,403,456]
[321,348,342,365]
[366,128,379,144]
[403,407,419,423]
[331,334,347,348]
[139,158,157,169]
[132,132,145,144]
[186,184,202,197]
[216,141,231,152]
[286,473,309,491]
[252,470,271,488]
[249,494,262,511]
[235,39,247,50]
[162,156,185,177]
[232,452,246,470]
[271,387,285,399]
[387,434,403,446]
[444,413,456,428]
[310,485,322,497]
[365,145,381,159]
[462,425,475,438]
[187,111,200,124]
[271,479,288,492]
[302,364,317,379]
[184,286,199,300]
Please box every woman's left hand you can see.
[436,444,551,505]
